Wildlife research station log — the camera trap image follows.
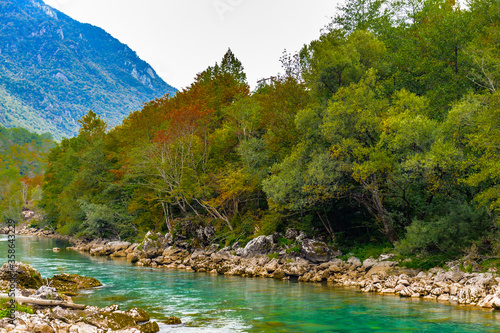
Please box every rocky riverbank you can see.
[63,230,500,311]
[0,262,169,332]
[8,226,500,312]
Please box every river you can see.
[3,235,500,332]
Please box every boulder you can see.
[362,258,377,270]
[139,321,160,332]
[126,308,150,323]
[242,236,276,257]
[32,286,63,300]
[49,273,102,293]
[300,239,336,263]
[457,287,484,304]
[162,316,181,325]
[0,262,43,289]
[106,241,131,253]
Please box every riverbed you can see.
[3,235,500,332]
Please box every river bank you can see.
[9,225,500,313]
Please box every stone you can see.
[33,323,54,333]
[242,236,276,257]
[126,308,150,323]
[478,295,494,308]
[457,287,484,304]
[492,296,500,309]
[162,316,181,325]
[264,258,280,272]
[378,253,395,261]
[300,239,336,263]
[362,258,377,270]
[347,256,361,269]
[32,286,63,300]
[106,241,131,253]
[49,273,102,292]
[399,287,413,297]
[0,262,43,289]
[139,321,159,332]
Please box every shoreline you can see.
[7,226,500,313]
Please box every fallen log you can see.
[0,293,86,309]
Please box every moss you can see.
[267,253,279,260]
[49,273,102,293]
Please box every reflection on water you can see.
[2,235,500,332]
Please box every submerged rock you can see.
[162,316,181,325]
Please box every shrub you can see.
[395,202,493,256]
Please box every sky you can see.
[42,0,342,91]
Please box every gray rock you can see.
[362,258,377,270]
[242,236,276,257]
[32,286,62,300]
[347,256,362,268]
[378,253,395,261]
[300,239,335,263]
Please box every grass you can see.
[0,299,34,318]
[398,253,450,271]
[339,243,393,262]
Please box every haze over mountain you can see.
[0,0,177,140]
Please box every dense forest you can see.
[39,0,499,262]
[0,126,55,222]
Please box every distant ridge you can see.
[0,0,177,140]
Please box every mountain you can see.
[0,0,177,140]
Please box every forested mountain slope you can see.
[0,0,177,140]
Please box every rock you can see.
[264,258,280,272]
[162,316,181,325]
[68,322,101,332]
[126,308,150,323]
[347,257,361,269]
[138,321,159,332]
[49,306,86,323]
[457,287,484,304]
[437,294,450,302]
[49,273,102,293]
[399,287,413,297]
[90,246,107,256]
[101,305,120,313]
[362,258,377,270]
[32,286,63,300]
[53,247,60,252]
[242,236,276,257]
[478,294,494,308]
[0,262,43,289]
[140,232,171,253]
[285,228,299,240]
[283,260,310,277]
[33,323,54,333]
[491,296,500,309]
[378,253,395,261]
[366,262,396,277]
[106,241,131,253]
[300,239,336,263]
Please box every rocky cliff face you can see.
[0,0,177,140]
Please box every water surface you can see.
[2,235,500,332]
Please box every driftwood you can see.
[0,293,86,309]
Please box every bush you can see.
[395,202,493,256]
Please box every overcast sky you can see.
[42,0,342,91]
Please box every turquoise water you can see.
[2,235,500,332]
